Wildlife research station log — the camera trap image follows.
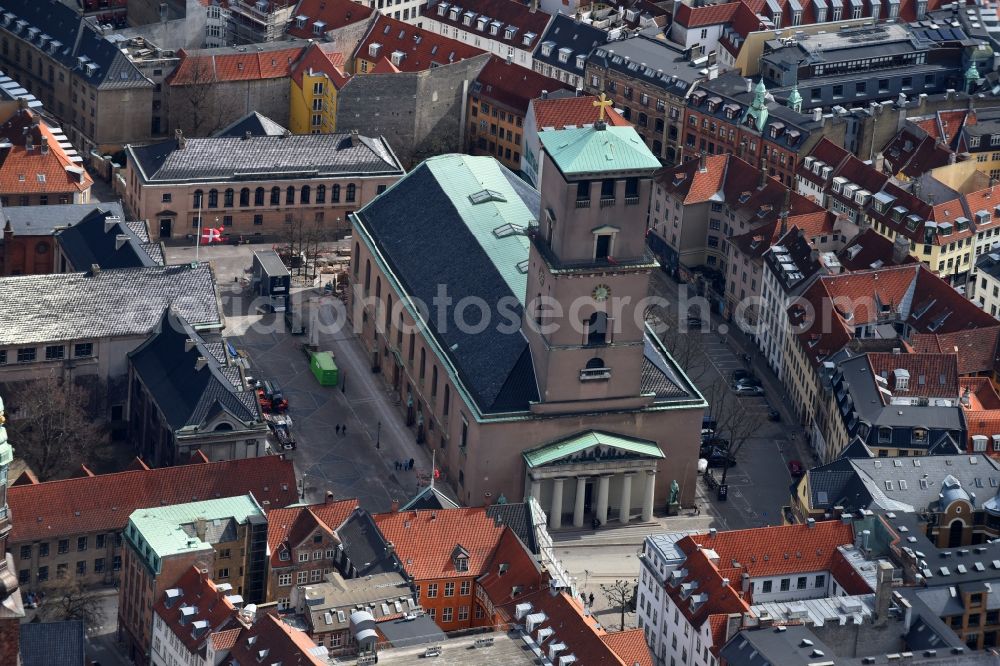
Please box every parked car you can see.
[767,408,781,422]
[731,383,764,397]
[701,428,716,441]
[788,460,805,477]
[703,448,736,468]
[731,369,753,383]
[734,375,762,388]
[700,438,730,457]
[702,416,718,431]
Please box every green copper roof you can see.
[124,494,263,574]
[523,430,664,468]
[539,126,661,176]
[424,155,533,303]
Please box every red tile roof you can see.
[601,629,654,666]
[531,95,629,131]
[428,0,551,52]
[224,614,325,666]
[476,527,545,620]
[153,566,240,656]
[474,56,569,113]
[211,628,242,651]
[374,508,505,580]
[910,328,1000,375]
[286,0,373,38]
[290,42,350,89]
[266,499,358,567]
[961,377,1000,409]
[837,229,913,272]
[355,14,484,72]
[368,56,401,74]
[8,456,297,544]
[0,111,92,195]
[660,154,728,204]
[673,1,739,27]
[168,45,307,85]
[686,521,855,579]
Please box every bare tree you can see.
[601,579,637,631]
[644,305,709,383]
[1,377,109,480]
[703,379,764,486]
[35,579,105,627]
[176,57,220,136]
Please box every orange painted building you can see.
[374,508,506,631]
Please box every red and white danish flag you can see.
[200,226,224,244]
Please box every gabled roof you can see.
[54,207,162,270]
[532,14,608,75]
[153,566,240,657]
[476,526,545,617]
[168,42,308,85]
[356,14,484,72]
[223,614,325,666]
[400,484,460,511]
[287,0,373,38]
[0,263,221,346]
[290,42,350,90]
[20,620,85,666]
[473,56,568,112]
[911,327,1000,375]
[867,352,959,398]
[8,456,297,543]
[673,1,739,27]
[129,309,261,431]
[0,200,124,237]
[523,430,663,468]
[266,499,358,568]
[531,95,628,131]
[539,125,661,176]
[0,110,92,195]
[374,507,507,580]
[213,111,288,138]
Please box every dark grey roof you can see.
[720,625,838,666]
[129,133,404,184]
[1,201,125,236]
[253,249,289,277]
[129,309,259,430]
[377,614,447,649]
[803,457,874,511]
[353,157,540,415]
[0,2,151,90]
[975,250,1000,282]
[337,509,402,577]
[855,455,1000,513]
[0,263,221,346]
[486,502,536,554]
[214,111,288,138]
[20,620,86,666]
[588,34,705,92]
[840,437,876,459]
[400,484,460,512]
[533,14,608,76]
[55,208,162,270]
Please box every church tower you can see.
[0,393,24,662]
[524,97,662,411]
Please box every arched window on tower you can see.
[586,312,609,346]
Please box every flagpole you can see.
[195,193,203,262]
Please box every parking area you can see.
[650,270,808,530]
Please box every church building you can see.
[348,112,706,525]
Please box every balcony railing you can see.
[599,197,616,208]
[580,367,612,381]
[625,195,640,205]
[575,198,591,208]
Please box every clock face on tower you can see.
[592,284,611,302]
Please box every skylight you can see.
[469,188,506,205]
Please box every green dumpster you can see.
[310,351,339,386]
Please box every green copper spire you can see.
[788,86,803,113]
[744,79,769,133]
[965,62,980,93]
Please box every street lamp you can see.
[376,421,381,449]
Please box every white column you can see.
[530,477,541,503]
[642,470,656,523]
[550,477,564,530]
[619,473,633,524]
[595,475,610,527]
[573,476,587,528]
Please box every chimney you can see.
[40,136,48,154]
[24,128,33,151]
[390,498,400,512]
[175,128,186,149]
[699,151,707,172]
[758,157,769,189]
[806,517,816,528]
[892,236,910,264]
[812,107,822,122]
[874,151,886,173]
[350,129,359,147]
[541,89,548,100]
[243,131,251,140]
[194,517,207,540]
[195,356,208,371]
[184,338,196,353]
[898,593,913,632]
[325,490,335,504]
[725,613,743,642]
[115,234,128,250]
[530,0,538,12]
[708,527,717,538]
[874,561,894,626]
[745,78,753,93]
[88,263,101,276]
[741,573,750,595]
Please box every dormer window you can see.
[558,48,571,64]
[463,12,473,26]
[576,54,586,70]
[541,41,554,57]
[490,22,499,35]
[505,26,516,40]
[438,3,448,16]
[449,7,460,19]
[970,136,981,148]
[476,16,487,30]
[452,544,470,571]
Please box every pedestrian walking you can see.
[342,425,347,436]
[408,457,414,470]
[588,592,594,607]
[335,424,341,435]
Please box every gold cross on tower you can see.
[593,92,613,122]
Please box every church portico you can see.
[524,431,662,528]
